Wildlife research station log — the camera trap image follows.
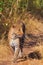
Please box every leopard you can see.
[8,21,25,62]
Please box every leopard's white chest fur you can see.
[9,38,20,47]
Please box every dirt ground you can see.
[0,59,43,65]
[0,44,43,65]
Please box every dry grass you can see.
[0,12,43,65]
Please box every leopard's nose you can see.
[19,32,23,36]
[20,29,24,35]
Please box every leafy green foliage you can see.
[0,0,4,12]
[27,0,43,10]
[0,0,43,13]
[18,0,27,8]
[0,0,43,38]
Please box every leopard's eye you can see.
[18,29,20,31]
